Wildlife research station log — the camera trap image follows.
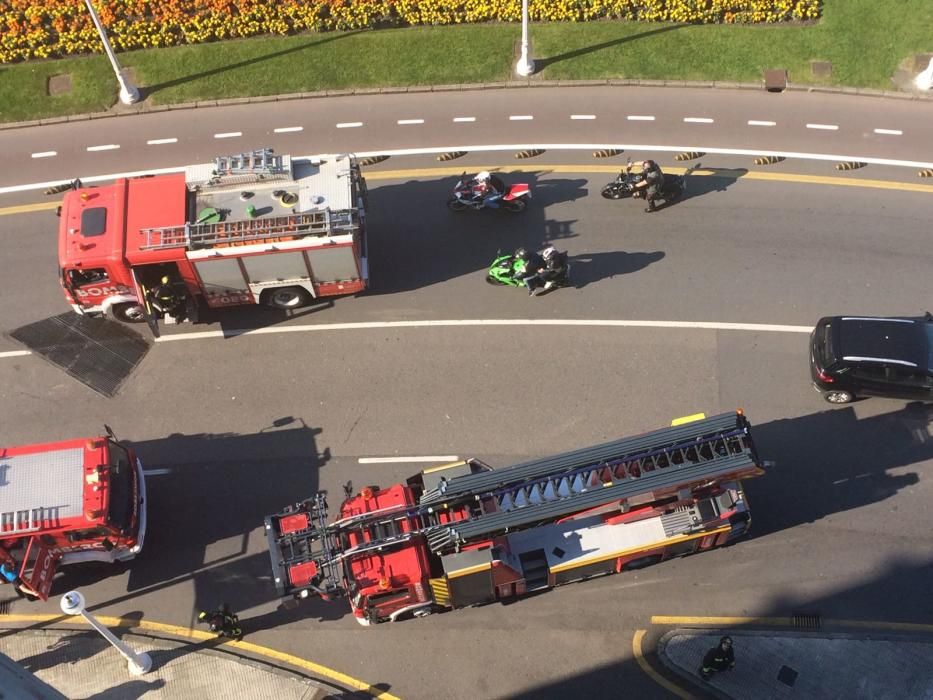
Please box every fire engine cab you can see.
[265,411,768,625]
[0,429,147,600]
[58,148,368,325]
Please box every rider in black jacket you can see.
[634,160,664,212]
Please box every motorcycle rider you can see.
[513,247,545,295]
[634,160,664,212]
[471,171,506,208]
[534,245,569,294]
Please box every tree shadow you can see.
[568,250,666,288]
[142,31,366,97]
[535,24,687,71]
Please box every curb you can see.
[2,79,931,132]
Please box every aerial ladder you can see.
[265,411,765,601]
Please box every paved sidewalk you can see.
[658,629,933,700]
[0,628,337,699]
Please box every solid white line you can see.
[627,115,656,121]
[273,126,303,133]
[509,115,534,121]
[142,468,172,476]
[31,151,57,159]
[214,132,242,139]
[86,144,120,152]
[571,115,596,120]
[397,119,425,125]
[873,128,902,136]
[153,318,813,344]
[0,350,31,358]
[748,120,776,127]
[684,117,714,124]
[359,456,459,464]
[336,122,363,129]
[806,123,839,131]
[452,117,476,123]
[146,138,178,145]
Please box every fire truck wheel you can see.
[266,287,311,309]
[110,302,147,323]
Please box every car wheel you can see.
[110,302,146,323]
[823,389,855,404]
[447,198,467,212]
[505,198,527,213]
[267,286,311,309]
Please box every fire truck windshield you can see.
[107,442,135,534]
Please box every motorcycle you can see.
[447,172,532,213]
[486,251,571,295]
[632,162,702,211]
[600,159,645,199]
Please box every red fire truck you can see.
[58,148,368,325]
[0,428,146,600]
[265,411,768,625]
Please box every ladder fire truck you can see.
[0,429,146,600]
[265,411,768,625]
[58,148,368,326]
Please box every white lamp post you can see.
[84,0,140,105]
[515,0,535,77]
[60,591,152,676]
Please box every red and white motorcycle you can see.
[447,171,532,213]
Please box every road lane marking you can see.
[214,132,242,139]
[146,138,178,145]
[273,126,303,133]
[0,613,400,699]
[627,115,656,121]
[509,115,534,121]
[571,115,596,120]
[806,123,839,130]
[86,144,120,152]
[452,117,476,122]
[683,117,714,124]
[31,151,57,158]
[748,120,776,127]
[397,119,425,125]
[873,128,902,136]
[633,630,695,700]
[0,350,31,358]
[336,122,363,128]
[359,456,459,464]
[0,202,60,216]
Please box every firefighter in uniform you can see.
[198,603,242,640]
[700,635,735,680]
[148,276,184,319]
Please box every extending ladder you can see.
[214,148,288,177]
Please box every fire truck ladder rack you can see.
[214,148,288,177]
[139,209,357,251]
[417,411,763,553]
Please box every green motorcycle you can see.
[486,253,529,287]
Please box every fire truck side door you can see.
[22,537,61,601]
[129,267,160,338]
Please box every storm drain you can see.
[792,612,822,630]
[8,313,150,397]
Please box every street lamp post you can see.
[515,0,535,77]
[60,591,152,676]
[84,0,140,105]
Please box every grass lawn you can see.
[0,0,931,124]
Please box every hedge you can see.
[0,0,821,63]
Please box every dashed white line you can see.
[748,120,776,127]
[0,350,31,358]
[873,128,903,136]
[146,138,178,145]
[684,117,714,124]
[452,117,476,123]
[273,126,303,134]
[806,123,839,131]
[571,115,596,120]
[509,115,534,121]
[86,144,120,152]
[397,119,425,125]
[214,132,242,139]
[359,456,460,464]
[627,115,656,121]
[31,151,57,158]
[336,122,363,129]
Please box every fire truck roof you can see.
[0,439,99,537]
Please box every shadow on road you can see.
[569,250,665,288]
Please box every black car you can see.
[809,313,933,404]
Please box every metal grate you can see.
[793,612,822,629]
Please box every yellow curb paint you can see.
[0,613,401,699]
[651,615,794,627]
[632,629,695,700]
[0,201,61,216]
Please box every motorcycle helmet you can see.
[720,636,733,646]
[475,171,491,181]
[160,275,170,284]
[542,245,557,261]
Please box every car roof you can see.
[832,316,929,370]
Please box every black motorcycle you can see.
[600,160,644,199]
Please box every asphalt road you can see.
[1,151,932,698]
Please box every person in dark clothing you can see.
[634,160,665,212]
[0,550,33,599]
[700,636,735,680]
[198,603,242,640]
[533,245,569,295]
[513,247,545,295]
[148,275,187,320]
